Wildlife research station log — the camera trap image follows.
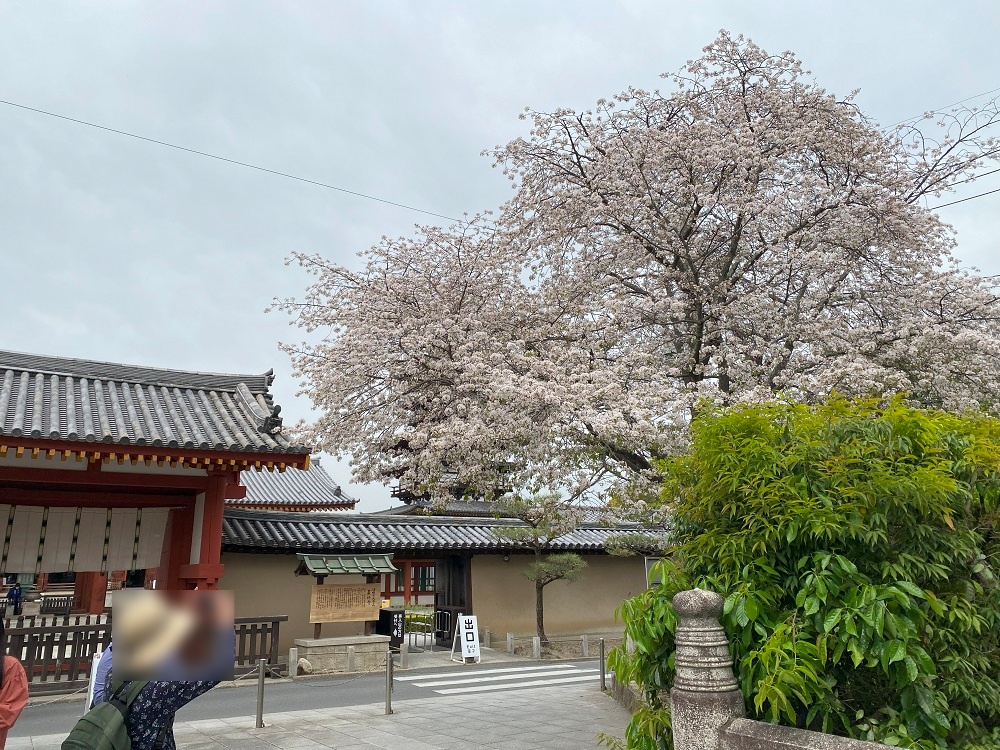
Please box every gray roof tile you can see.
[222,508,630,553]
[0,350,309,455]
[232,460,357,510]
[377,500,608,523]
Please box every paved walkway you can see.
[10,683,628,749]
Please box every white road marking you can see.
[431,673,613,695]
[413,667,591,687]
[394,663,582,682]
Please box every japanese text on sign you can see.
[459,614,481,659]
[309,583,381,623]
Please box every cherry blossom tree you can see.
[277,32,1000,504]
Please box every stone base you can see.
[671,688,746,750]
[293,635,390,674]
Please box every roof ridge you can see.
[222,507,622,529]
[0,349,274,393]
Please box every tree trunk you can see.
[534,546,548,645]
[536,579,548,646]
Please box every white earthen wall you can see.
[470,554,645,636]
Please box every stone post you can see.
[670,589,746,750]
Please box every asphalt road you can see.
[11,660,602,739]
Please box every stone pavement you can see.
[9,683,629,749]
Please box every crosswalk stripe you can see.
[413,667,591,688]
[431,673,612,695]
[394,663,582,682]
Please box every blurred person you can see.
[157,591,235,681]
[102,592,224,749]
[0,620,29,749]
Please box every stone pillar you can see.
[670,589,745,750]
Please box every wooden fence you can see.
[4,619,111,695]
[3,614,289,695]
[39,596,74,616]
[234,616,288,677]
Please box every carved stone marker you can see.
[670,588,746,750]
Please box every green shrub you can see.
[609,397,1000,750]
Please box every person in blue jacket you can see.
[5,583,22,616]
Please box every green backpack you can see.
[62,680,152,750]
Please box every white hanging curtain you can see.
[0,505,170,574]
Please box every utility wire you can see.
[888,86,1000,129]
[0,98,466,225]
[949,166,1000,186]
[929,187,1000,209]
[2,95,998,219]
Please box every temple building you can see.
[0,349,310,612]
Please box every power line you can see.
[0,98,467,225]
[888,86,1000,129]
[2,94,997,221]
[950,166,1000,186]
[929,187,1000,209]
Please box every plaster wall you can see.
[470,553,645,636]
[220,550,648,651]
[219,552,365,653]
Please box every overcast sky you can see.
[1,1,998,511]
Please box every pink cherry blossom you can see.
[276,32,1000,505]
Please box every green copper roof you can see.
[294,553,397,576]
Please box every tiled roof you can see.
[231,460,356,510]
[377,500,609,524]
[222,508,627,553]
[0,349,310,456]
[376,500,505,518]
[294,554,397,576]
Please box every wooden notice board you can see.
[309,583,382,623]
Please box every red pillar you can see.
[159,501,196,590]
[179,474,227,590]
[402,561,412,606]
[73,571,108,614]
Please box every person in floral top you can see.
[101,677,218,750]
[102,590,233,749]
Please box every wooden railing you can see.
[235,615,288,677]
[4,618,111,695]
[3,614,288,694]
[39,595,74,615]
[4,613,108,629]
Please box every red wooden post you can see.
[159,502,195,590]
[73,572,108,614]
[402,561,412,606]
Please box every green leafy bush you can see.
[609,397,1000,750]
